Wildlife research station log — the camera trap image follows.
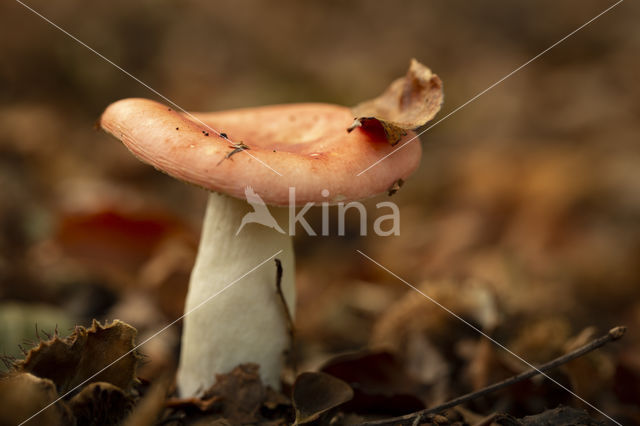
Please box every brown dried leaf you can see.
[0,373,72,426]
[164,394,223,412]
[320,351,425,416]
[166,364,291,425]
[370,279,499,395]
[292,372,353,425]
[495,406,606,426]
[122,378,170,426]
[203,363,266,422]
[15,319,141,394]
[561,327,614,401]
[68,381,134,426]
[348,59,443,145]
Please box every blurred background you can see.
[1,0,639,422]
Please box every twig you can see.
[357,326,626,426]
[216,142,250,165]
[274,258,297,375]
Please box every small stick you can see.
[216,142,250,165]
[358,326,626,426]
[274,258,297,375]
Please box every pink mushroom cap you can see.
[100,98,422,206]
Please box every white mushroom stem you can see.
[176,192,295,397]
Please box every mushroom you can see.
[99,99,423,397]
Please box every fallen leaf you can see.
[561,327,615,401]
[15,319,141,393]
[613,349,640,407]
[320,351,425,416]
[122,377,170,426]
[165,364,292,425]
[348,59,443,145]
[507,318,571,365]
[292,372,353,425]
[0,372,72,426]
[68,381,134,426]
[495,405,606,426]
[202,363,266,422]
[370,279,500,400]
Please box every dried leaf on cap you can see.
[349,59,443,145]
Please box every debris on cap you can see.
[348,59,443,145]
[387,178,404,196]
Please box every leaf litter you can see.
[1,320,141,425]
[1,24,637,423]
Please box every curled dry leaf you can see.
[69,381,134,426]
[122,377,170,426]
[0,372,72,426]
[320,351,425,416]
[292,372,353,425]
[204,363,268,422]
[495,405,606,426]
[165,364,291,425]
[348,59,443,145]
[14,319,141,394]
